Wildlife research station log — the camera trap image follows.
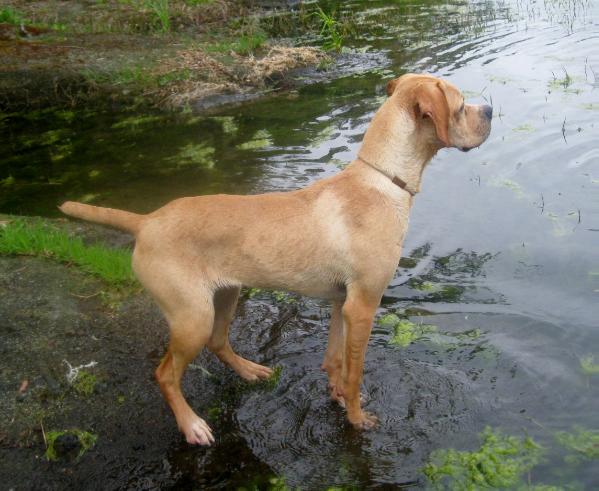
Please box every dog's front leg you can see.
[340,285,380,429]
[321,301,344,403]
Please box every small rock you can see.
[53,433,81,461]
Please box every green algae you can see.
[407,279,465,302]
[111,114,163,129]
[512,124,535,133]
[236,129,273,150]
[423,427,543,490]
[243,365,282,392]
[547,72,583,93]
[246,288,298,305]
[263,365,282,390]
[1,175,16,187]
[378,313,493,354]
[206,406,222,420]
[238,475,291,491]
[212,116,239,135]
[410,280,437,292]
[168,142,215,168]
[490,178,526,199]
[398,256,419,269]
[579,355,599,375]
[453,328,483,341]
[555,426,599,463]
[378,314,438,348]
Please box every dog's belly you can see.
[228,254,349,301]
[245,274,347,301]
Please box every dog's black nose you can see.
[483,105,493,120]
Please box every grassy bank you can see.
[0,0,343,111]
[0,218,135,286]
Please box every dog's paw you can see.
[182,416,215,446]
[232,357,273,381]
[349,411,378,430]
[330,386,366,408]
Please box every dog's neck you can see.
[357,100,440,196]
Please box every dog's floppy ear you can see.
[386,78,400,96]
[413,81,450,146]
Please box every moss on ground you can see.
[72,370,98,397]
[45,429,97,461]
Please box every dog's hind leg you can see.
[155,293,216,446]
[208,286,273,381]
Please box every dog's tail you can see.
[59,201,144,235]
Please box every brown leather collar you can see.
[356,155,416,197]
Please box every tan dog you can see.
[60,74,492,446]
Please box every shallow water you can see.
[2,0,599,488]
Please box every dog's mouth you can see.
[459,146,474,152]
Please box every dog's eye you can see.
[459,103,465,113]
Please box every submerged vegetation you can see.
[423,427,544,490]
[555,426,599,463]
[0,219,135,286]
[579,354,599,375]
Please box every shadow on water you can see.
[1,0,599,488]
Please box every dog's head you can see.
[386,73,492,152]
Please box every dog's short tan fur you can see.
[60,74,492,445]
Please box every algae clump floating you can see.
[579,355,599,375]
[378,313,437,348]
[423,427,543,490]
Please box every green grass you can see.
[423,427,543,490]
[0,219,135,286]
[0,7,25,25]
[206,32,267,55]
[314,7,343,52]
[145,0,170,33]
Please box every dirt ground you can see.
[0,220,295,489]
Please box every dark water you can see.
[2,0,599,488]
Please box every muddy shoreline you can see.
[0,217,304,489]
[0,0,350,113]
